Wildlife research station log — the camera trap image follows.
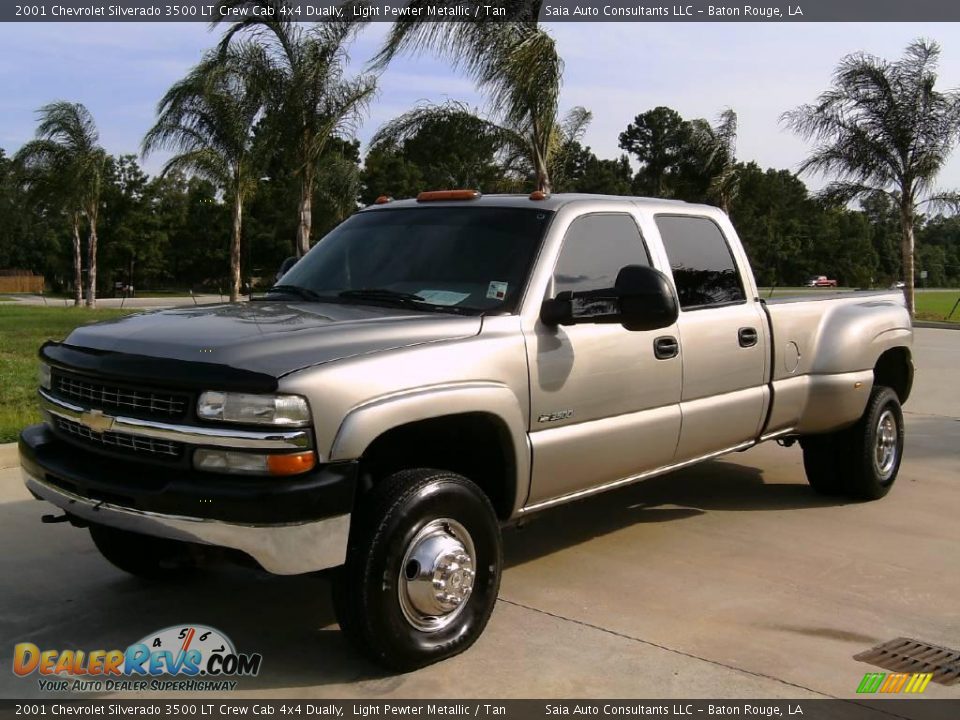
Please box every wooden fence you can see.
[0,272,44,293]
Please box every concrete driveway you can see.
[0,328,956,703]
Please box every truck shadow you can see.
[0,456,845,695]
[502,456,846,569]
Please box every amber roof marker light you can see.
[374,195,393,205]
[529,190,550,201]
[416,189,482,202]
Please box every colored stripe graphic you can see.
[904,673,933,693]
[857,673,886,693]
[858,671,933,694]
[880,673,909,693]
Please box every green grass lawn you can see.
[914,291,960,323]
[0,305,135,443]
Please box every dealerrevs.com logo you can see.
[13,624,262,692]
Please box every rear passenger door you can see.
[525,213,683,505]
[655,215,768,460]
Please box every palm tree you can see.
[215,4,376,257]
[143,46,268,301]
[371,101,590,193]
[696,108,740,213]
[369,0,578,193]
[16,102,106,307]
[782,39,960,315]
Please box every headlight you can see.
[196,391,311,426]
[193,449,316,476]
[39,362,51,391]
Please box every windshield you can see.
[275,206,553,314]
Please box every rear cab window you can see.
[655,215,746,310]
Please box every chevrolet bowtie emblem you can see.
[79,409,114,434]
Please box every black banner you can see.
[6,0,960,23]
[2,701,960,720]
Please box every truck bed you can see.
[760,290,911,437]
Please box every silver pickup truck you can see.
[20,192,913,670]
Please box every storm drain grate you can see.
[854,637,960,685]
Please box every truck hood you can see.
[63,301,482,377]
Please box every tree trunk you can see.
[531,121,552,194]
[534,148,551,194]
[230,192,243,303]
[296,174,313,258]
[86,210,98,309]
[899,199,915,316]
[72,214,82,306]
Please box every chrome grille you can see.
[54,417,183,459]
[53,371,188,419]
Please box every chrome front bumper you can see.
[22,467,350,575]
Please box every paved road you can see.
[0,329,956,706]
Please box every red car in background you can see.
[806,275,838,287]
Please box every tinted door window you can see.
[554,214,649,295]
[656,215,745,309]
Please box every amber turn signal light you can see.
[267,451,316,476]
[417,189,481,202]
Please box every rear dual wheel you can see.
[802,385,904,500]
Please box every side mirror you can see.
[540,265,678,332]
[276,256,298,282]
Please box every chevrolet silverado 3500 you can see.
[20,192,913,670]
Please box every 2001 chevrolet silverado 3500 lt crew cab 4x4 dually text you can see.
[20,192,913,670]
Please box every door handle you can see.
[738,327,758,348]
[654,336,679,360]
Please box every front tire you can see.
[333,469,502,671]
[801,385,904,500]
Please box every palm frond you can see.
[367,10,562,190]
[919,190,960,214]
[818,180,888,206]
[143,46,267,198]
[783,37,960,204]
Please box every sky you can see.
[3,21,960,192]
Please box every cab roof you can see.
[360,193,719,215]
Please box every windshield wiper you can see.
[264,284,325,301]
[338,288,426,305]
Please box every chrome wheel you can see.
[398,518,476,632]
[874,409,899,480]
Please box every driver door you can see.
[525,213,683,506]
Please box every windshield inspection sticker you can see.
[416,290,470,306]
[487,281,509,300]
